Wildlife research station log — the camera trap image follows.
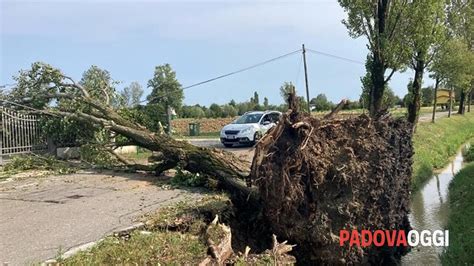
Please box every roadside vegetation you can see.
[0,154,76,180]
[412,112,474,190]
[441,162,474,265]
[59,194,282,264]
[462,142,474,162]
[59,196,223,264]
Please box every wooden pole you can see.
[302,44,311,114]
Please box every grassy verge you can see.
[59,195,228,264]
[462,142,474,162]
[412,112,474,190]
[440,162,474,265]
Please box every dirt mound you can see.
[250,103,413,264]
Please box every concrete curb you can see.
[42,222,145,265]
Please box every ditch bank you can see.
[412,112,474,190]
[402,147,466,265]
[441,160,474,265]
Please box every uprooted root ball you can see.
[251,110,413,264]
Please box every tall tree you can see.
[252,91,260,105]
[430,39,474,114]
[121,81,143,107]
[339,0,411,116]
[310,94,334,111]
[405,0,445,127]
[147,64,183,135]
[80,66,119,107]
[263,97,269,109]
[446,0,473,114]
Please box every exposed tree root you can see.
[249,96,413,264]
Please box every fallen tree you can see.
[10,62,413,264]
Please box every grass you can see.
[440,162,474,266]
[59,230,207,265]
[60,195,230,264]
[121,149,152,161]
[462,142,474,162]
[412,112,474,190]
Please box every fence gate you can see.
[0,107,47,164]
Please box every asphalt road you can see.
[0,171,201,265]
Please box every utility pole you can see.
[302,44,311,113]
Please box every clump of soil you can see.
[251,100,413,264]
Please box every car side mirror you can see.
[262,121,271,125]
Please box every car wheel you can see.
[252,132,262,146]
[223,143,233,148]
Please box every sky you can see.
[0,0,431,106]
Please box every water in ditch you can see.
[401,149,465,265]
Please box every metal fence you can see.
[0,107,47,164]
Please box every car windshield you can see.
[233,113,263,124]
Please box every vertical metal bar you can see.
[20,112,24,153]
[7,109,12,155]
[0,107,3,165]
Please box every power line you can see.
[294,53,303,88]
[183,49,302,90]
[140,49,302,104]
[306,48,364,65]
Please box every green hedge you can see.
[441,162,474,265]
[412,112,474,190]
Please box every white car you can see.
[220,111,282,147]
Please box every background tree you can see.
[421,86,435,106]
[209,103,223,118]
[338,0,411,116]
[446,0,473,114]
[80,66,120,108]
[121,81,143,107]
[251,91,260,105]
[263,97,269,109]
[310,94,334,111]
[147,64,183,134]
[405,0,445,126]
[430,39,474,114]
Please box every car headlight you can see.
[240,127,252,134]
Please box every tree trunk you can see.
[369,0,390,117]
[407,52,425,130]
[432,77,439,123]
[51,104,257,207]
[370,55,386,117]
[448,87,453,118]
[468,89,472,112]
[458,91,466,115]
